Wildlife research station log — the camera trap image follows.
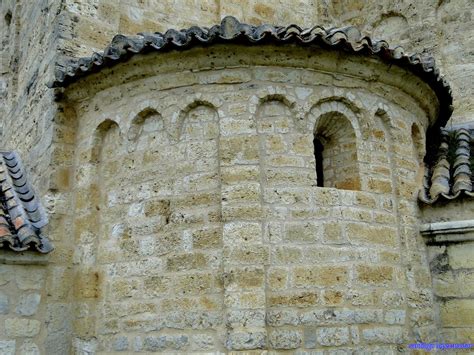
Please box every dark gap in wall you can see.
[313,136,324,187]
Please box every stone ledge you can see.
[0,250,50,265]
[420,219,474,244]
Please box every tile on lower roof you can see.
[419,128,474,204]
[0,151,52,253]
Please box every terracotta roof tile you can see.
[0,151,53,253]
[419,128,474,204]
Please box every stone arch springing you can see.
[128,107,166,152]
[411,123,425,164]
[313,111,361,190]
[177,100,220,140]
[90,119,121,163]
[256,95,296,133]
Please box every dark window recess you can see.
[313,136,324,187]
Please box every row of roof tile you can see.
[52,16,452,128]
[420,128,474,204]
[0,152,52,253]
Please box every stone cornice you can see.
[420,219,474,243]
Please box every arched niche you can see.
[313,111,361,191]
[128,108,167,152]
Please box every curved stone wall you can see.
[55,44,438,352]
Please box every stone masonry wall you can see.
[50,45,439,352]
[55,0,474,124]
[0,264,46,355]
[421,201,474,346]
[0,0,471,353]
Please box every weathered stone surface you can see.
[0,291,9,314]
[143,335,188,351]
[440,299,474,327]
[112,336,129,351]
[0,341,15,355]
[226,331,266,350]
[362,327,404,344]
[3,0,473,351]
[317,327,350,346]
[15,293,41,316]
[18,341,40,355]
[269,329,302,349]
[5,318,41,337]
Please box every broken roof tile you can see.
[0,151,53,253]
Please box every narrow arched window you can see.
[313,136,324,187]
[314,112,360,190]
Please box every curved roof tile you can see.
[0,152,53,253]
[52,16,453,128]
[419,128,474,204]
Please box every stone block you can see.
[362,326,404,344]
[112,336,129,351]
[440,299,474,327]
[267,309,300,326]
[221,165,260,184]
[267,267,288,290]
[0,341,15,355]
[5,318,41,337]
[224,245,270,265]
[356,265,393,285]
[293,266,348,287]
[322,290,344,306]
[224,267,265,291]
[225,290,266,309]
[269,329,303,349]
[323,222,344,244]
[192,334,215,350]
[285,222,321,243]
[166,252,209,272]
[222,183,261,204]
[15,268,46,290]
[223,221,262,245]
[384,310,406,325]
[317,327,350,346]
[221,135,259,165]
[448,242,474,269]
[227,310,266,328]
[171,273,215,295]
[75,270,101,299]
[15,293,41,316]
[226,331,266,350]
[346,223,397,246]
[432,270,474,298]
[272,246,302,264]
[18,341,40,355]
[188,226,222,249]
[268,291,319,307]
[0,292,9,314]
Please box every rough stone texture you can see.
[0,340,15,355]
[19,341,40,355]
[422,203,474,345]
[5,318,41,337]
[1,0,473,353]
[15,293,41,316]
[0,292,8,315]
[42,41,435,352]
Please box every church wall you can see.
[421,201,474,346]
[48,45,440,352]
[0,0,471,353]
